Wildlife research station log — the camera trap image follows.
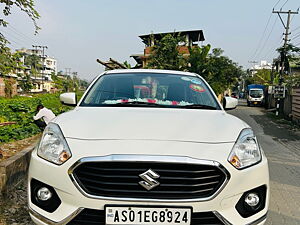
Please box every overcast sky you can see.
[2,0,300,80]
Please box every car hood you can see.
[54,107,248,143]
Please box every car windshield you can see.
[250,90,263,98]
[80,73,220,110]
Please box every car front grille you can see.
[71,161,228,200]
[67,209,225,225]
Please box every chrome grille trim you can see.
[68,155,230,202]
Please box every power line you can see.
[292,26,300,32]
[292,33,300,41]
[263,34,284,59]
[274,0,283,8]
[280,0,289,9]
[251,13,273,60]
[256,16,279,60]
[7,25,37,44]
[291,31,300,39]
[0,29,28,47]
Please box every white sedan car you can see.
[28,69,269,225]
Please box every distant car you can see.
[28,69,269,225]
[239,92,245,99]
[231,92,238,99]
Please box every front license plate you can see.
[105,206,191,225]
[254,102,257,104]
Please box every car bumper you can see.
[28,140,269,225]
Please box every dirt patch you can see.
[251,113,300,142]
[0,135,41,162]
[0,180,34,225]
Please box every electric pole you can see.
[272,9,298,83]
[272,9,298,116]
[32,45,39,80]
[65,68,71,77]
[32,45,48,90]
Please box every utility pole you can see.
[65,68,71,77]
[32,45,39,80]
[272,9,298,116]
[33,45,48,90]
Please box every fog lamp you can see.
[245,193,260,207]
[37,187,52,201]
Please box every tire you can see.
[247,101,250,107]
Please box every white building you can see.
[249,61,272,77]
[15,48,58,93]
[16,48,57,81]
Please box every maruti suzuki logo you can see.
[139,169,160,191]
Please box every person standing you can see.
[33,104,56,130]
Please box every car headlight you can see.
[228,128,261,169]
[37,123,72,165]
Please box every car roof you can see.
[104,69,198,77]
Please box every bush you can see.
[0,93,75,143]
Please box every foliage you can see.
[187,45,211,74]
[0,93,75,143]
[0,48,23,75]
[23,54,42,76]
[203,50,243,95]
[145,34,244,95]
[19,73,33,92]
[0,0,40,76]
[4,78,15,98]
[146,34,186,70]
[123,61,132,69]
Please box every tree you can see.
[0,47,23,75]
[187,44,211,74]
[188,47,243,95]
[145,34,243,95]
[146,34,186,70]
[24,54,42,77]
[0,0,40,76]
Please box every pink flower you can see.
[147,99,157,103]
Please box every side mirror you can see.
[60,92,77,107]
[223,96,238,110]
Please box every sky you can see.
[2,0,300,81]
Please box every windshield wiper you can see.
[178,104,218,110]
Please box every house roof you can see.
[139,30,205,45]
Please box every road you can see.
[229,100,300,225]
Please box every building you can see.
[16,48,57,81]
[249,61,273,77]
[15,48,58,93]
[131,30,205,68]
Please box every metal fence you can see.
[292,87,300,120]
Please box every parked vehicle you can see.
[28,69,269,225]
[231,92,238,99]
[247,84,265,106]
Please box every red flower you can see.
[147,99,157,103]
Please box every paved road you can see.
[229,100,300,225]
